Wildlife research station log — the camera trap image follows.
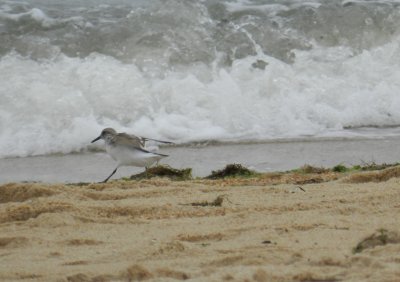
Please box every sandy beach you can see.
[1,167,399,281]
[2,1,400,281]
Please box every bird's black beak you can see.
[91,136,101,143]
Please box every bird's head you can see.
[91,128,117,143]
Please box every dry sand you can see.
[0,169,400,282]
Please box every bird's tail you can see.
[153,152,168,157]
[142,137,174,145]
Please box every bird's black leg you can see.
[100,167,118,183]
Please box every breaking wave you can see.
[1,0,400,157]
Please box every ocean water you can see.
[1,0,400,158]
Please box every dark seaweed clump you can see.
[130,165,192,181]
[353,229,400,253]
[294,162,400,174]
[189,195,225,207]
[295,164,330,174]
[332,164,348,173]
[67,182,90,187]
[205,164,258,179]
[357,162,400,171]
[333,162,400,173]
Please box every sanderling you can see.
[91,128,171,183]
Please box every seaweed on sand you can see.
[332,164,348,173]
[66,182,90,187]
[353,229,400,253]
[205,164,258,179]
[344,165,400,183]
[129,165,192,181]
[294,164,330,174]
[333,162,400,173]
[293,162,400,175]
[358,162,400,171]
[188,195,227,207]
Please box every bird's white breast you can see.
[106,143,164,167]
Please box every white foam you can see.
[1,34,400,157]
[0,6,86,29]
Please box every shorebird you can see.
[91,128,172,183]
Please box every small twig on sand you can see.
[297,186,306,192]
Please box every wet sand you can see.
[2,136,400,184]
[0,168,400,281]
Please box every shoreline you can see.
[2,136,400,184]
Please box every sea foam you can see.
[1,35,400,158]
[1,0,400,157]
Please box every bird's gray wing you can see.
[116,133,145,147]
[118,136,168,157]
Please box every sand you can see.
[0,169,400,282]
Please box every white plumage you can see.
[91,128,171,182]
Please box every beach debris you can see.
[353,229,400,253]
[188,195,226,207]
[289,186,306,193]
[296,164,330,174]
[332,162,400,174]
[177,232,224,242]
[205,164,258,179]
[291,177,325,185]
[344,165,400,183]
[261,240,272,244]
[358,161,400,171]
[332,162,400,173]
[130,165,192,181]
[332,164,348,173]
[66,182,90,187]
[292,273,340,282]
[284,166,342,184]
[297,186,306,192]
